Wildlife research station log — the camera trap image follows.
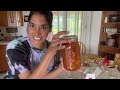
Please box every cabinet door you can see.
[0,45,8,72]
[0,11,8,26]
[0,11,24,26]
[7,11,24,26]
[16,11,24,26]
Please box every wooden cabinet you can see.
[0,45,8,72]
[0,11,24,26]
[98,11,120,59]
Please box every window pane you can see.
[52,11,82,39]
[67,11,76,35]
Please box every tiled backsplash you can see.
[0,27,19,41]
[0,25,27,38]
[6,28,18,33]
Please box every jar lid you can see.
[62,35,78,41]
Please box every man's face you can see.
[27,14,51,48]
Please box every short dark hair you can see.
[28,11,53,29]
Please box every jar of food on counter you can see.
[61,35,81,71]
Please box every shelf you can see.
[99,11,120,57]
[98,45,120,55]
[103,32,120,35]
[103,23,118,28]
[115,33,120,35]
[105,22,120,24]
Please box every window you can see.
[52,11,83,41]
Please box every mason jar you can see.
[61,35,81,71]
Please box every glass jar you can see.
[61,35,81,71]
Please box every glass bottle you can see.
[61,35,81,71]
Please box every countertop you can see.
[0,41,10,45]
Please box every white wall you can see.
[81,11,102,55]
[90,11,102,54]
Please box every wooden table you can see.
[56,66,120,79]
[81,53,101,61]
[56,54,120,79]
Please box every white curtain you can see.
[81,11,93,53]
[50,11,93,53]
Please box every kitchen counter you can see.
[0,41,10,45]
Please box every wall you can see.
[81,11,102,55]
[90,11,102,54]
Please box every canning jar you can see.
[62,35,81,71]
